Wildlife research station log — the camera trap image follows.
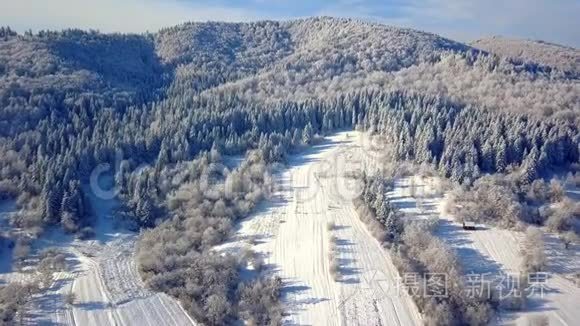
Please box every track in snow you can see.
[24,178,196,326]
[219,131,422,326]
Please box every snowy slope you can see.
[24,178,196,326]
[218,131,422,325]
[387,176,580,326]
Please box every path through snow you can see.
[23,177,196,326]
[219,131,422,326]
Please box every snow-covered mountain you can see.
[1,17,579,326]
[472,36,580,74]
[2,17,577,123]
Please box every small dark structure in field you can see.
[462,221,476,230]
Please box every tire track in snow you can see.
[26,230,196,325]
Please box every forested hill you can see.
[155,18,470,95]
[472,36,580,75]
[154,18,578,117]
[0,17,579,325]
[1,17,470,130]
[2,18,578,126]
[0,17,578,233]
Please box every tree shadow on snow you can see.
[331,224,351,231]
[339,266,362,276]
[75,300,112,311]
[435,219,503,276]
[284,284,311,294]
[287,140,350,167]
[280,279,331,319]
[335,238,355,247]
[543,234,580,275]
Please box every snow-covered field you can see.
[2,178,196,326]
[388,175,580,326]
[222,131,577,325]
[26,235,195,326]
[218,131,422,326]
[3,130,577,326]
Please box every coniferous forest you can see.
[0,18,578,325]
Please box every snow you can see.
[218,131,422,325]
[388,175,580,326]
[22,176,196,326]
[5,131,578,326]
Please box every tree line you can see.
[0,20,578,325]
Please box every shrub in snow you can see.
[326,221,335,231]
[521,227,546,273]
[0,282,40,323]
[236,276,283,326]
[573,273,580,287]
[546,199,575,232]
[561,231,578,250]
[328,233,341,282]
[329,260,341,282]
[64,292,76,306]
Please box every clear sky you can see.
[1,0,578,47]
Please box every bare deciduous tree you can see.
[561,231,578,250]
[521,227,546,273]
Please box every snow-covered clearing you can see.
[218,131,422,326]
[18,177,196,326]
[388,175,580,326]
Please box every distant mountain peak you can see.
[471,37,579,73]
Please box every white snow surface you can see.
[21,178,196,326]
[218,131,422,326]
[388,175,580,326]
[6,130,578,326]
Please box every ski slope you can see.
[388,176,580,326]
[24,178,196,326]
[218,131,422,325]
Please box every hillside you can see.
[157,19,579,118]
[0,18,578,325]
[155,18,473,99]
[472,36,580,74]
[1,18,469,135]
[2,18,578,127]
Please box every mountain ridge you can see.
[0,17,578,128]
[471,36,579,74]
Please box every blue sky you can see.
[1,0,579,47]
